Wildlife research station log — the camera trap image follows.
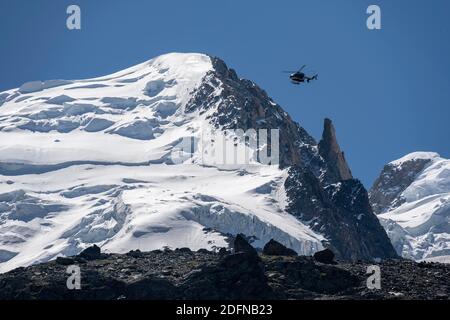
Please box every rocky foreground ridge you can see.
[0,236,448,300]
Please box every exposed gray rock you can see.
[369,157,432,214]
[318,118,353,183]
[285,167,398,261]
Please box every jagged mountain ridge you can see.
[180,56,396,260]
[284,119,396,261]
[370,152,450,262]
[0,53,396,272]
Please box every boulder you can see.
[313,249,336,264]
[79,245,101,261]
[55,256,75,266]
[126,249,143,258]
[218,247,229,256]
[233,234,257,256]
[263,239,297,256]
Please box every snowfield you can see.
[0,53,324,273]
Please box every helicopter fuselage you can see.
[285,65,317,84]
[290,72,305,84]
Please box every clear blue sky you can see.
[1,0,449,187]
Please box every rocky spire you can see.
[318,118,353,182]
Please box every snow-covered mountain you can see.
[0,53,396,272]
[370,152,450,263]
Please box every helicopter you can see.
[283,65,318,85]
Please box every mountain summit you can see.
[0,53,396,272]
[370,152,450,262]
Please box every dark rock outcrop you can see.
[285,167,398,261]
[264,256,359,297]
[79,245,102,261]
[263,239,297,256]
[55,257,76,266]
[184,234,272,299]
[193,252,272,299]
[233,234,257,256]
[126,249,143,258]
[313,249,336,264]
